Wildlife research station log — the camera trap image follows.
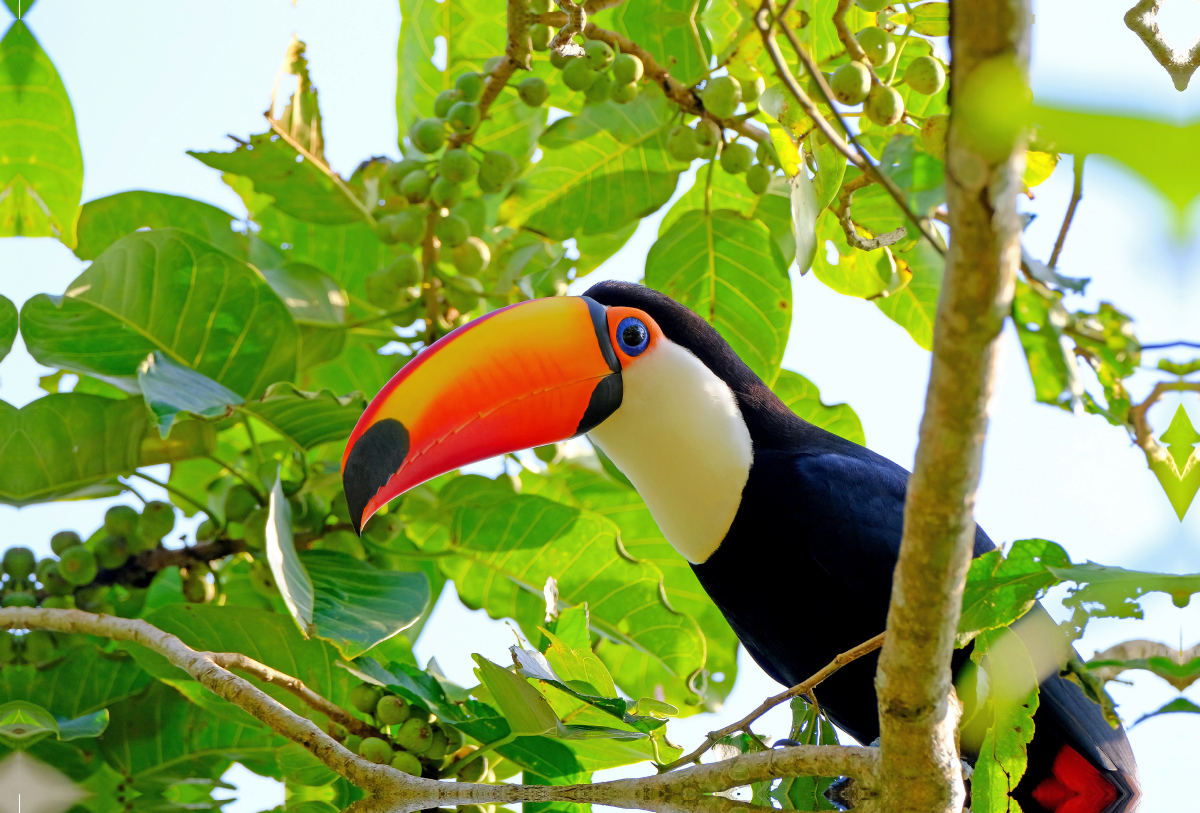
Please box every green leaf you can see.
[190,132,365,225]
[604,0,710,85]
[967,629,1040,813]
[100,681,276,782]
[137,351,244,437]
[1048,561,1200,617]
[791,172,819,272]
[261,262,347,326]
[276,742,338,787]
[512,85,689,239]
[811,208,895,299]
[0,21,83,246]
[473,655,561,736]
[957,538,1071,647]
[74,191,244,261]
[1133,696,1200,726]
[659,172,796,265]
[646,209,792,385]
[874,239,943,350]
[266,473,315,633]
[808,133,848,214]
[252,205,404,300]
[909,2,949,35]
[0,394,208,506]
[0,701,59,749]
[21,229,299,398]
[4,1,37,17]
[54,709,109,741]
[1012,280,1075,408]
[542,627,617,700]
[302,549,431,659]
[771,369,865,445]
[0,293,16,362]
[241,382,367,451]
[1149,405,1200,520]
[534,467,737,713]
[430,493,707,700]
[0,644,151,719]
[301,337,407,401]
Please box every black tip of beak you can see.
[342,418,409,535]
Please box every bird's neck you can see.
[588,340,753,564]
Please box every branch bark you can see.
[1,607,878,813]
[874,2,1031,811]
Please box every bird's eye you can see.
[616,317,649,356]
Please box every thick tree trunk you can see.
[875,2,1032,811]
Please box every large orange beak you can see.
[341,296,622,532]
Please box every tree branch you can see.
[1048,154,1084,268]
[92,536,246,588]
[1,607,878,812]
[837,176,908,251]
[659,632,886,772]
[874,1,1031,811]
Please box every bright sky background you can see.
[2,1,1199,810]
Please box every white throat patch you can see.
[588,339,753,564]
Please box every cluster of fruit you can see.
[660,74,779,195]
[0,501,177,613]
[825,23,945,129]
[551,39,645,106]
[334,682,488,781]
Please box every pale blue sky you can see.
[1,1,1199,810]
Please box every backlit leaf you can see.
[21,229,299,398]
[604,0,710,86]
[0,21,82,246]
[646,209,792,385]
[74,191,243,260]
[266,474,315,632]
[242,382,366,450]
[957,538,1071,647]
[0,294,15,362]
[771,369,865,446]
[1048,561,1200,618]
[137,351,243,437]
[874,239,943,350]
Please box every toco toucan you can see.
[342,282,1139,813]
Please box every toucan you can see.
[342,281,1140,813]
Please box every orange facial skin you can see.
[342,296,621,530]
[603,305,663,366]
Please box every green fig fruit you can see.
[612,52,643,85]
[667,125,700,162]
[319,529,367,560]
[377,694,412,725]
[359,737,394,765]
[141,501,176,540]
[391,750,423,775]
[456,754,488,781]
[746,162,771,195]
[518,76,548,107]
[865,84,904,126]
[424,729,450,761]
[343,734,363,755]
[396,717,434,753]
[350,682,386,715]
[904,55,945,95]
[584,39,614,70]
[401,170,434,203]
[242,507,269,550]
[478,151,518,193]
[2,547,36,580]
[434,89,462,118]
[104,505,139,538]
[856,27,895,67]
[58,546,98,586]
[741,75,766,105]
[452,237,491,276]
[386,210,428,245]
[693,119,721,150]
[584,71,611,103]
[920,114,949,160]
[41,595,75,610]
[411,118,447,154]
[702,75,742,119]
[610,81,638,104]
[562,57,596,91]
[431,176,464,208]
[446,102,481,134]
[95,536,131,570]
[436,213,471,248]
[50,531,82,556]
[550,51,573,70]
[720,142,754,174]
[455,72,484,103]
[195,519,216,542]
[830,62,871,105]
[531,24,551,52]
[483,56,506,74]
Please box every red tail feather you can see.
[1031,745,1118,813]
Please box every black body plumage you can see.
[584,281,1138,812]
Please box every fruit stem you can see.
[884,29,912,86]
[704,156,716,215]
[243,416,266,467]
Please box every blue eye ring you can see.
[616,317,650,357]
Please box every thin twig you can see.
[1048,154,1084,268]
[208,651,387,741]
[550,0,588,56]
[837,175,908,251]
[832,0,869,63]
[1127,380,1200,462]
[658,632,886,773]
[1141,341,1200,350]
